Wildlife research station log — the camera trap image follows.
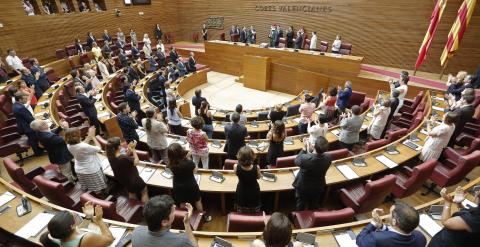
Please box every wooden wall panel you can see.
[177,0,480,74]
[0,0,179,64]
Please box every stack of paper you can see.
[194,174,201,185]
[333,231,358,247]
[0,192,15,207]
[375,155,398,168]
[97,112,110,119]
[419,214,442,237]
[16,213,55,238]
[140,168,155,182]
[108,226,127,247]
[337,165,359,179]
[331,129,340,137]
[136,129,147,139]
[432,106,444,111]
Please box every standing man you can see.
[225,113,249,159]
[32,119,75,183]
[154,24,163,41]
[13,92,43,156]
[286,26,294,48]
[248,26,257,44]
[169,47,178,64]
[336,81,353,112]
[117,102,139,143]
[229,25,238,42]
[202,24,208,41]
[239,26,247,43]
[275,25,283,47]
[29,58,51,92]
[191,89,206,116]
[294,29,304,49]
[75,86,101,134]
[20,68,44,98]
[268,25,277,47]
[102,29,112,43]
[86,32,96,48]
[125,83,146,125]
[338,105,364,150]
[448,94,475,147]
[309,31,318,50]
[293,136,331,210]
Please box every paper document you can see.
[139,167,155,182]
[375,155,398,168]
[97,112,110,119]
[432,96,445,101]
[337,165,359,179]
[194,174,201,185]
[0,192,15,207]
[15,213,55,238]
[432,106,444,111]
[331,129,340,137]
[99,156,110,170]
[361,124,368,130]
[419,214,442,237]
[333,231,358,247]
[293,170,299,177]
[136,129,147,139]
[108,226,127,247]
[462,199,478,209]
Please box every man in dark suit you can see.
[336,81,353,112]
[125,83,145,125]
[29,58,50,93]
[86,32,96,48]
[32,119,74,182]
[239,26,247,43]
[154,24,163,41]
[286,26,294,48]
[13,92,43,156]
[447,77,465,102]
[102,29,112,43]
[127,63,140,84]
[118,49,129,68]
[20,68,44,99]
[448,94,476,147]
[294,30,304,49]
[229,25,238,41]
[156,49,166,68]
[117,102,139,143]
[75,86,101,134]
[275,26,283,47]
[356,202,426,247]
[225,113,249,159]
[382,90,400,138]
[187,52,196,73]
[293,136,331,210]
[169,47,178,64]
[191,89,207,115]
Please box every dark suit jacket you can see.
[294,34,303,49]
[127,66,140,83]
[117,113,139,142]
[86,36,96,48]
[225,123,248,159]
[356,223,426,247]
[102,34,112,43]
[13,102,35,135]
[337,87,352,110]
[155,27,162,40]
[170,50,178,63]
[239,30,246,43]
[119,53,128,68]
[75,43,84,53]
[192,95,206,115]
[447,83,465,101]
[188,57,196,72]
[76,93,97,119]
[286,31,294,45]
[131,47,140,59]
[452,104,475,138]
[125,89,141,113]
[293,150,331,194]
[21,73,44,98]
[36,129,73,164]
[388,97,400,121]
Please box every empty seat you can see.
[346,91,366,109]
[257,112,269,121]
[339,43,352,55]
[385,128,408,143]
[430,149,480,188]
[454,137,480,155]
[392,160,438,198]
[223,159,237,170]
[227,212,267,232]
[172,207,205,231]
[286,104,300,117]
[364,139,389,152]
[291,207,355,228]
[80,192,143,223]
[33,175,83,211]
[326,148,350,160]
[274,155,296,168]
[339,174,396,213]
[319,41,329,52]
[56,49,67,59]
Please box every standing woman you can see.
[65,127,107,194]
[234,146,262,213]
[286,26,294,48]
[199,101,214,138]
[141,108,169,164]
[166,99,184,135]
[106,137,149,202]
[367,99,391,140]
[202,24,208,41]
[187,116,210,169]
[419,112,456,162]
[298,95,316,134]
[266,120,286,167]
[154,24,163,41]
[130,29,137,45]
[18,80,37,108]
[389,72,409,116]
[143,34,152,48]
[268,104,286,124]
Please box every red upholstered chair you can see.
[346,91,366,109]
[172,207,205,231]
[392,160,438,198]
[454,137,480,156]
[82,42,90,51]
[3,158,59,198]
[80,192,143,223]
[359,98,373,113]
[401,91,424,113]
[303,39,311,50]
[286,104,300,117]
[275,155,297,168]
[385,128,408,143]
[80,53,91,65]
[136,150,151,162]
[364,139,389,152]
[339,43,352,55]
[430,149,480,188]
[278,37,286,47]
[223,159,237,170]
[319,41,329,52]
[397,102,425,123]
[33,175,83,211]
[301,33,308,50]
[406,112,423,133]
[227,212,268,232]
[21,57,31,69]
[0,130,30,164]
[97,39,105,47]
[65,45,77,57]
[291,207,355,229]
[68,57,81,69]
[56,49,67,59]
[339,174,396,213]
[220,33,226,41]
[326,148,350,160]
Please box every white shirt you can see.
[143,37,151,46]
[6,55,24,70]
[308,123,328,145]
[310,35,318,50]
[97,61,109,81]
[68,142,102,174]
[332,39,342,52]
[156,43,165,53]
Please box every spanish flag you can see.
[440,0,477,66]
[415,0,447,70]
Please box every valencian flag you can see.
[415,0,448,70]
[440,0,477,66]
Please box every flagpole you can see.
[413,69,417,76]
[439,58,449,79]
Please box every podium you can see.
[242,55,270,91]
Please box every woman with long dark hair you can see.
[266,120,286,167]
[234,146,261,213]
[166,99,183,135]
[106,137,148,202]
[40,201,113,247]
[167,143,211,221]
[142,108,169,164]
[199,100,214,138]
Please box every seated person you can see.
[177,60,187,77]
[251,212,303,247]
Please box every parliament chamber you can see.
[0,1,480,247]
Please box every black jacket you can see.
[293,150,331,194]
[13,102,35,135]
[76,93,97,119]
[37,129,73,164]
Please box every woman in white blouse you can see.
[65,127,107,193]
[307,114,329,146]
[367,99,391,140]
[141,108,169,164]
[143,34,151,47]
[97,56,109,81]
[420,112,456,162]
[389,72,409,116]
[332,35,342,53]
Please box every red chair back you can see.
[449,150,480,185]
[172,208,204,231]
[223,159,237,170]
[386,128,407,143]
[0,95,13,116]
[339,43,352,55]
[346,91,366,109]
[364,139,388,152]
[80,192,125,222]
[95,135,108,149]
[319,41,329,52]
[276,155,296,168]
[227,212,267,232]
[311,207,355,227]
[399,160,437,198]
[357,175,396,213]
[407,112,423,133]
[326,148,350,160]
[32,175,78,210]
[3,158,41,197]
